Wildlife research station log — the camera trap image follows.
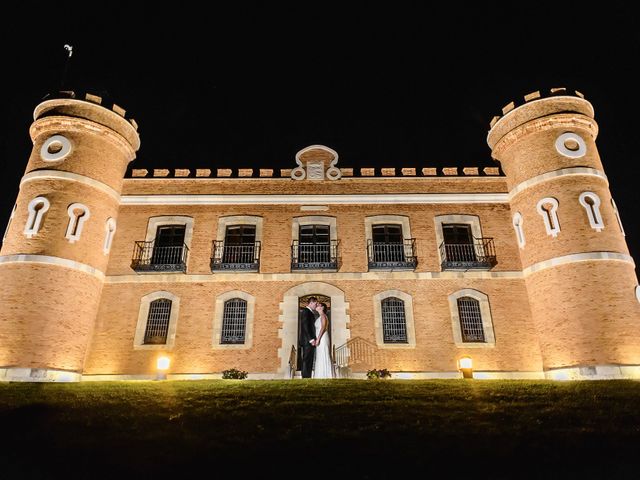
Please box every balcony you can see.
[131,240,189,273]
[439,237,497,270]
[291,240,339,271]
[367,239,417,270]
[210,240,261,272]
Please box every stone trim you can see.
[447,289,496,348]
[372,289,416,349]
[21,170,121,201]
[65,203,90,243]
[0,254,105,280]
[578,192,604,232]
[508,167,607,200]
[121,193,509,205]
[212,290,256,350]
[133,290,180,350]
[523,251,636,276]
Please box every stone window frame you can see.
[103,217,117,254]
[434,214,483,265]
[24,196,50,238]
[291,215,338,242]
[512,211,525,249]
[216,215,264,244]
[65,203,91,244]
[212,290,255,350]
[611,198,625,236]
[133,290,180,350]
[536,197,561,238]
[144,216,195,268]
[448,288,496,348]
[3,204,16,241]
[578,192,604,232]
[372,289,416,349]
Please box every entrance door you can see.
[297,294,331,371]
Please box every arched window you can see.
[381,297,408,344]
[578,192,604,232]
[536,197,561,237]
[448,289,496,347]
[221,298,247,344]
[24,196,50,238]
[3,204,16,241]
[457,297,484,342]
[103,217,117,254]
[134,291,180,350]
[65,203,90,243]
[611,198,625,236]
[143,298,172,345]
[512,212,525,248]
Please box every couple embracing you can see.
[299,296,334,379]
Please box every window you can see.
[611,198,625,235]
[536,197,561,237]
[512,212,525,248]
[222,225,257,264]
[152,225,186,265]
[3,204,16,242]
[133,291,180,350]
[299,224,330,263]
[24,196,50,238]
[442,224,476,262]
[65,203,90,243]
[381,297,408,344]
[213,290,256,349]
[448,289,496,347]
[103,217,116,254]
[579,192,604,232]
[457,297,484,342]
[372,224,404,262]
[143,299,172,344]
[221,298,248,344]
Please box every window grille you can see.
[382,297,408,343]
[221,298,247,344]
[143,299,172,344]
[457,297,485,342]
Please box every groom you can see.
[299,296,318,378]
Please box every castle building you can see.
[1,88,639,382]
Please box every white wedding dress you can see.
[313,316,334,378]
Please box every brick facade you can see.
[1,89,639,382]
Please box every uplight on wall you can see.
[156,355,170,380]
[458,356,473,379]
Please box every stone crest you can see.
[291,145,341,181]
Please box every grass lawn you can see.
[1,379,639,479]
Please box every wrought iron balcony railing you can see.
[291,240,339,271]
[367,239,417,270]
[439,237,497,270]
[210,240,261,272]
[131,240,189,273]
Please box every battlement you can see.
[126,165,503,179]
[487,87,595,150]
[33,91,140,150]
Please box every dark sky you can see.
[1,2,639,272]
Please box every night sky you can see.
[1,2,638,272]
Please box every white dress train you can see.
[312,316,334,378]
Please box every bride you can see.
[312,302,334,378]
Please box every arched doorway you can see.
[297,294,331,371]
[278,282,350,378]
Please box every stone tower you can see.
[488,88,640,379]
[0,92,140,381]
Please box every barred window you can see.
[457,297,485,342]
[221,298,247,344]
[382,297,408,343]
[143,299,172,344]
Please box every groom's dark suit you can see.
[299,306,317,378]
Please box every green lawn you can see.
[1,379,639,478]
